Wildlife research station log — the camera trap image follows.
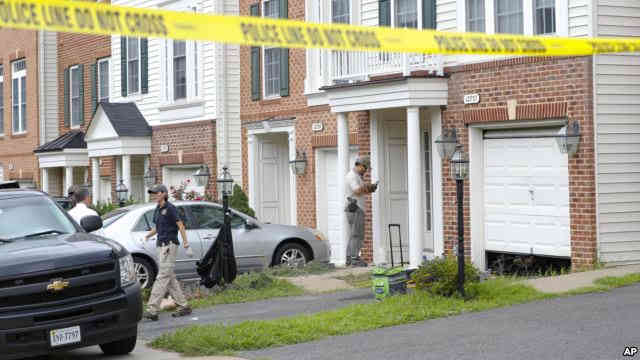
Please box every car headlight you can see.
[119,254,136,287]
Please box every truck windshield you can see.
[0,196,77,240]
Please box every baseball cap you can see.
[148,184,168,194]
[355,156,371,169]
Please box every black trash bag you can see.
[196,220,237,288]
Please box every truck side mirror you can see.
[81,215,103,233]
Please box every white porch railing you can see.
[330,50,444,83]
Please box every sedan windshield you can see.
[0,196,77,240]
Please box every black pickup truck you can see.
[0,189,142,359]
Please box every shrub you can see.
[411,256,481,298]
[229,185,256,218]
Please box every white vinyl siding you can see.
[594,0,640,265]
[40,31,59,143]
[568,0,589,37]
[11,60,26,134]
[98,58,110,103]
[70,65,81,128]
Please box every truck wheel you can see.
[99,334,137,355]
[134,256,156,290]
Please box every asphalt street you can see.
[244,283,640,360]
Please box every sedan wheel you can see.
[277,244,309,268]
[133,257,156,290]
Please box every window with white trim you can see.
[263,0,281,98]
[0,65,3,136]
[70,65,81,128]
[495,0,523,34]
[395,0,418,28]
[466,0,485,32]
[331,0,349,23]
[534,0,556,35]
[11,60,26,134]
[98,58,109,103]
[173,40,187,100]
[127,38,140,94]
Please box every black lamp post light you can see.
[194,164,212,190]
[289,150,307,175]
[217,166,234,222]
[436,128,469,298]
[115,179,129,207]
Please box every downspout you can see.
[591,0,602,265]
[36,31,45,189]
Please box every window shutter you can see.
[280,0,288,19]
[250,3,261,101]
[120,37,127,97]
[64,67,70,128]
[379,0,391,26]
[422,0,436,29]
[141,38,149,94]
[280,48,289,97]
[90,62,97,113]
[79,64,85,126]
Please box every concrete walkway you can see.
[282,266,374,293]
[523,264,640,293]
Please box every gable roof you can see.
[92,102,151,137]
[34,130,86,153]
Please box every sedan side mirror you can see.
[245,219,258,230]
[81,215,103,233]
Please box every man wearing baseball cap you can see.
[344,155,378,266]
[143,184,192,320]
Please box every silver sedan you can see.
[93,201,331,289]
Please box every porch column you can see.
[122,155,131,202]
[144,156,150,203]
[336,112,350,267]
[64,166,73,196]
[247,134,257,211]
[288,129,297,226]
[91,158,100,205]
[407,107,424,268]
[41,168,49,194]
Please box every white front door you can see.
[99,176,111,203]
[257,134,290,225]
[384,121,409,265]
[0,166,4,182]
[316,148,359,249]
[484,135,570,257]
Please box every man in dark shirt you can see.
[143,184,192,321]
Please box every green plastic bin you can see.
[372,267,408,300]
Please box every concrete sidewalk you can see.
[282,266,374,293]
[523,264,640,293]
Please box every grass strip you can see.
[151,273,640,356]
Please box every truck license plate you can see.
[50,326,81,347]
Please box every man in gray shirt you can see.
[345,156,378,266]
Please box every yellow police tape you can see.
[0,0,639,56]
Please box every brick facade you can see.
[0,29,40,186]
[441,56,597,269]
[240,0,374,261]
[150,121,218,198]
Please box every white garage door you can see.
[484,130,570,257]
[317,148,359,248]
[164,166,205,200]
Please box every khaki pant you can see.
[346,206,365,259]
[147,243,188,314]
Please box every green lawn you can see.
[151,273,640,356]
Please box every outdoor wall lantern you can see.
[435,128,458,161]
[217,166,234,200]
[194,165,211,187]
[115,179,129,206]
[289,151,307,175]
[144,167,157,188]
[556,121,581,157]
